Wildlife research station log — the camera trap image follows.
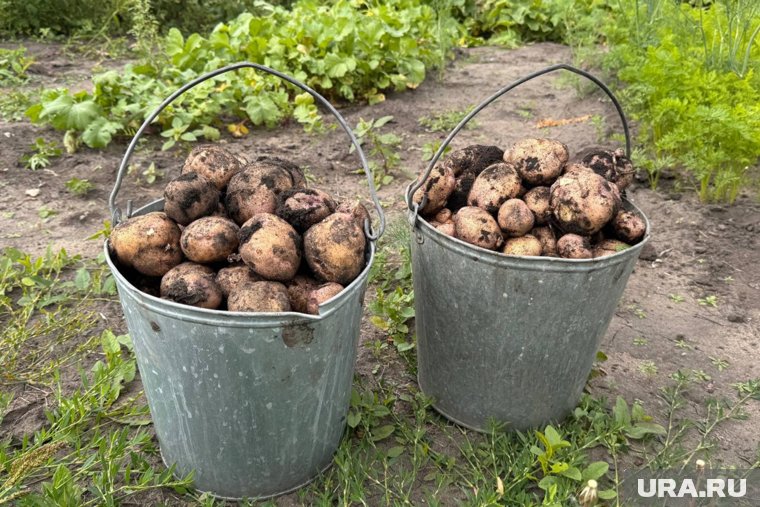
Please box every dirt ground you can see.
[1,41,759,501]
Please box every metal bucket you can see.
[104,63,385,499]
[405,64,650,432]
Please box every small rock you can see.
[709,205,727,213]
[25,188,41,197]
[727,313,747,323]
[747,224,754,232]
[694,245,707,254]
[639,243,658,261]
[717,224,727,231]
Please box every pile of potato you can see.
[109,145,370,314]
[412,139,646,258]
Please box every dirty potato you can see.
[109,212,183,277]
[502,235,542,257]
[466,162,522,214]
[304,213,366,285]
[227,281,291,312]
[180,216,239,264]
[182,144,242,190]
[550,170,621,235]
[238,213,302,281]
[163,172,220,226]
[453,206,503,250]
[160,262,223,309]
[504,138,568,186]
[497,199,535,237]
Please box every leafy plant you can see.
[0,47,33,86]
[65,178,94,196]
[418,106,477,132]
[27,0,454,149]
[21,137,61,170]
[351,116,402,189]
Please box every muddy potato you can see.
[434,208,452,223]
[412,163,456,216]
[180,216,239,264]
[594,239,631,258]
[582,149,634,191]
[502,235,542,257]
[504,138,569,186]
[160,262,223,309]
[453,206,503,250]
[163,172,220,226]
[182,144,242,190]
[225,162,299,225]
[523,186,552,225]
[216,263,263,297]
[466,162,522,214]
[531,226,558,257]
[550,170,621,235]
[253,156,307,188]
[445,145,505,211]
[109,212,183,277]
[435,221,456,237]
[276,188,336,233]
[211,201,229,218]
[335,201,371,230]
[287,274,319,313]
[239,213,302,281]
[227,281,291,312]
[562,163,594,176]
[612,210,646,243]
[306,282,344,315]
[304,213,366,285]
[557,234,593,259]
[497,199,535,237]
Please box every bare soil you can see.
[1,41,759,503]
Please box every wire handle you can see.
[405,64,631,210]
[108,62,385,241]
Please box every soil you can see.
[1,41,759,504]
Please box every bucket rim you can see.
[410,198,651,271]
[104,239,376,324]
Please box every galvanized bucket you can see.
[405,64,650,432]
[104,63,385,499]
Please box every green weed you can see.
[351,116,402,189]
[419,106,477,133]
[21,138,61,171]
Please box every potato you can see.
[453,206,503,250]
[180,216,239,264]
[211,201,229,218]
[435,221,456,237]
[252,156,307,188]
[444,145,504,211]
[287,274,319,313]
[594,239,631,258]
[497,199,535,237]
[550,170,621,235]
[306,282,344,314]
[276,188,336,233]
[163,172,220,226]
[335,201,371,231]
[216,263,263,297]
[504,138,568,186]
[245,159,304,192]
[557,234,593,259]
[412,163,456,216]
[109,212,183,277]
[522,186,551,225]
[227,281,291,312]
[182,144,242,190]
[225,163,299,225]
[434,208,452,223]
[466,162,522,214]
[502,235,542,256]
[612,210,646,243]
[304,213,366,284]
[239,213,302,281]
[582,149,634,191]
[563,163,594,176]
[531,226,558,257]
[160,262,223,309]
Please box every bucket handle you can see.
[405,63,631,213]
[108,62,386,241]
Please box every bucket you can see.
[405,64,651,432]
[104,63,385,499]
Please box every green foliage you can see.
[418,106,477,133]
[602,0,760,202]
[21,137,62,170]
[0,47,33,86]
[351,116,402,189]
[65,178,94,196]
[27,0,452,149]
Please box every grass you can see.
[2,232,760,504]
